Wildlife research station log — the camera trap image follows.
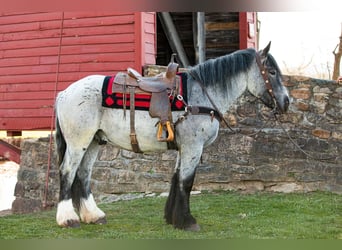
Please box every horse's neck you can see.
[187,73,248,114]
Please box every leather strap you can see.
[255,53,275,99]
[188,71,235,131]
[174,105,223,127]
[186,106,222,121]
[129,86,142,153]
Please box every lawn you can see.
[0,191,341,239]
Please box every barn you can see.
[0,12,258,162]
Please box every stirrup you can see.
[157,121,174,142]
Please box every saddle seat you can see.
[114,61,178,93]
[112,58,180,148]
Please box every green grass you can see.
[0,191,341,239]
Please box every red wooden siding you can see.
[239,12,258,50]
[0,12,156,131]
[140,12,157,66]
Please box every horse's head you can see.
[248,42,290,114]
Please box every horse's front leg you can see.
[164,148,201,231]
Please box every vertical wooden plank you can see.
[134,12,143,73]
[239,12,258,50]
[143,12,156,66]
[239,12,248,49]
[134,12,157,73]
[247,12,258,49]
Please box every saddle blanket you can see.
[101,72,188,111]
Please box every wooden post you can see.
[197,12,206,63]
[193,12,206,64]
[332,23,342,80]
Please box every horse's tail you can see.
[55,112,82,210]
[55,114,66,166]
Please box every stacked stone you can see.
[12,73,342,213]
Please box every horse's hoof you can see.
[60,219,80,228]
[94,217,107,225]
[184,223,200,232]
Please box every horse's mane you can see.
[187,48,257,92]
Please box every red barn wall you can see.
[0,12,156,132]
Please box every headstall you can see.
[255,53,276,100]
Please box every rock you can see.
[159,192,169,197]
[332,132,342,140]
[291,88,311,99]
[97,145,120,161]
[190,191,201,195]
[161,150,178,161]
[295,101,310,111]
[268,183,302,193]
[314,93,328,102]
[312,129,331,139]
[12,198,42,214]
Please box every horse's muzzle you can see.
[277,95,290,114]
[260,91,289,114]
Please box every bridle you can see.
[184,52,278,132]
[255,53,274,97]
[255,52,279,112]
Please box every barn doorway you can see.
[156,12,241,67]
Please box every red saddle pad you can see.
[101,73,188,111]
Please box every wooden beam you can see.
[6,131,22,137]
[239,12,248,49]
[205,22,239,31]
[157,12,190,68]
[0,139,21,163]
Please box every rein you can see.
[186,70,234,131]
[272,112,338,162]
[255,54,337,162]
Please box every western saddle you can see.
[112,56,180,153]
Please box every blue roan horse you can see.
[55,43,289,231]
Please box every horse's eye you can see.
[269,69,276,76]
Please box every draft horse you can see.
[55,43,289,231]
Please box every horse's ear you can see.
[259,41,271,58]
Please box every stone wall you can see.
[12,75,342,214]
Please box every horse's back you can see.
[56,75,105,109]
[58,75,105,96]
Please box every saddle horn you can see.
[166,54,179,79]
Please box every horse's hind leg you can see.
[56,148,85,228]
[76,139,106,225]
